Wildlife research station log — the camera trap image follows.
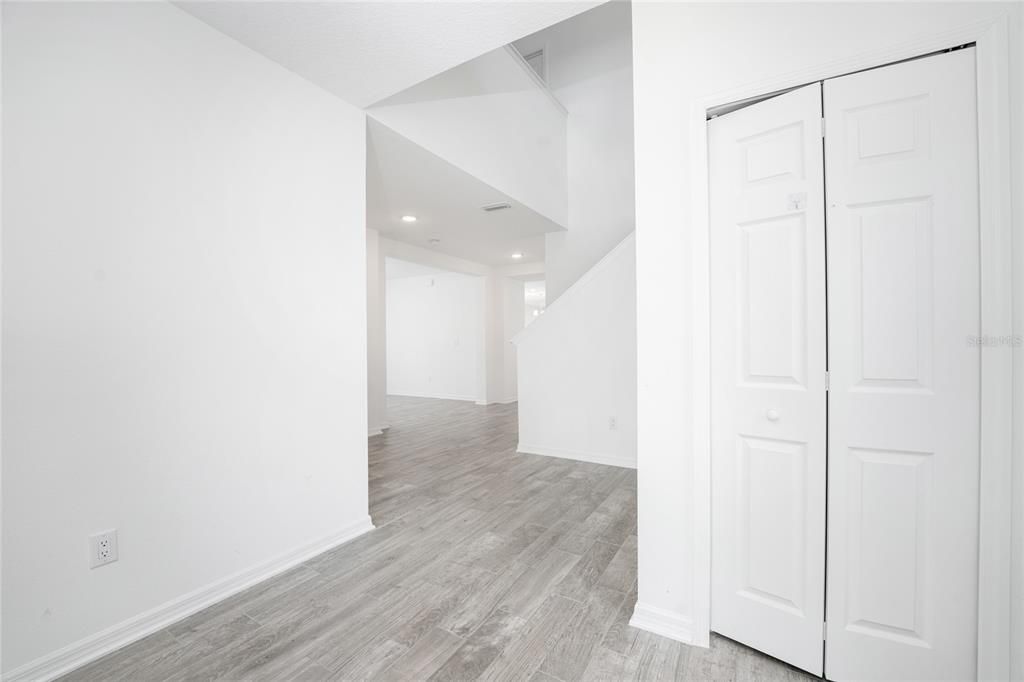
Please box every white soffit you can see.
[367,45,569,227]
[368,119,555,267]
[385,258,451,280]
[174,1,602,108]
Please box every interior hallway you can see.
[64,397,813,681]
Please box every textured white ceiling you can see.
[367,119,558,266]
[175,1,601,108]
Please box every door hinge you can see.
[821,117,826,138]
[823,621,828,641]
[824,371,830,391]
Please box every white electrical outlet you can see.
[608,416,618,431]
[89,529,118,569]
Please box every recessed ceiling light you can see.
[401,215,417,223]
[511,252,523,260]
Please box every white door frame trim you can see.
[690,16,1015,680]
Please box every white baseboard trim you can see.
[475,398,517,406]
[629,602,695,645]
[5,516,375,682]
[517,443,636,470]
[388,391,478,403]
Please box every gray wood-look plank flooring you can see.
[63,396,816,681]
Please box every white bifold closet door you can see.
[710,48,980,681]
[709,82,828,676]
[823,48,980,681]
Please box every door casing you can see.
[692,16,1015,680]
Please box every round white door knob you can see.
[766,409,780,422]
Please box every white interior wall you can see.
[1012,9,1024,680]
[505,3,637,475]
[480,273,504,406]
[386,271,484,402]
[377,240,526,407]
[478,272,526,406]
[514,233,636,468]
[367,229,388,436]
[631,1,1023,664]
[478,273,526,406]
[501,279,525,404]
[1,5,5,674]
[2,2,370,675]
[514,2,635,300]
[524,280,546,327]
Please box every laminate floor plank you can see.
[426,608,528,682]
[477,595,582,682]
[60,396,815,682]
[538,585,626,682]
[597,533,638,595]
[375,627,464,681]
[553,539,621,602]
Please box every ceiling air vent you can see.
[481,202,512,213]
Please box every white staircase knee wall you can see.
[513,232,636,468]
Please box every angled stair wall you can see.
[513,232,636,468]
